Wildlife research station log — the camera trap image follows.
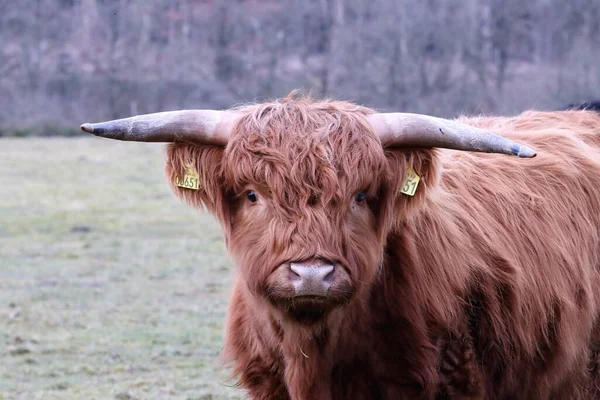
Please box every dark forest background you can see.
[1,0,599,135]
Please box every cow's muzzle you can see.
[265,257,354,324]
[289,259,335,297]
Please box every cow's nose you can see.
[289,260,334,297]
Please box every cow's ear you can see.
[165,143,233,230]
[383,148,442,226]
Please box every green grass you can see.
[0,138,244,399]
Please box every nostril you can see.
[290,264,305,280]
[316,264,334,282]
[323,266,335,283]
[289,266,302,282]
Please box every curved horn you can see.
[80,110,239,145]
[368,113,536,158]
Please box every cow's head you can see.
[81,93,535,326]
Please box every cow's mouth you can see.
[264,257,355,323]
[290,295,330,310]
[287,297,330,324]
[293,295,328,301]
[269,290,354,324]
[278,294,341,324]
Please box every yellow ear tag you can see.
[400,167,420,196]
[174,162,201,190]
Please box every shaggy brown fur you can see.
[165,92,600,399]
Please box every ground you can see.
[0,138,244,399]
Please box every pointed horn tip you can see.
[513,144,537,158]
[80,123,94,133]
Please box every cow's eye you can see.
[247,191,258,203]
[355,191,366,203]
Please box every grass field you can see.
[0,138,244,399]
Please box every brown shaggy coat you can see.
[165,94,600,399]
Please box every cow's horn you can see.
[80,110,239,145]
[368,113,536,158]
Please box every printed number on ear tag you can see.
[401,167,420,196]
[174,162,201,190]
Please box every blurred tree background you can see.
[1,0,599,135]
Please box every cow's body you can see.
[191,109,600,400]
[90,94,600,399]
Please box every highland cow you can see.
[81,92,600,399]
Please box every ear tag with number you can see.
[400,167,420,196]
[174,162,201,190]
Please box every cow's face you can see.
[224,116,392,324]
[166,103,435,325]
